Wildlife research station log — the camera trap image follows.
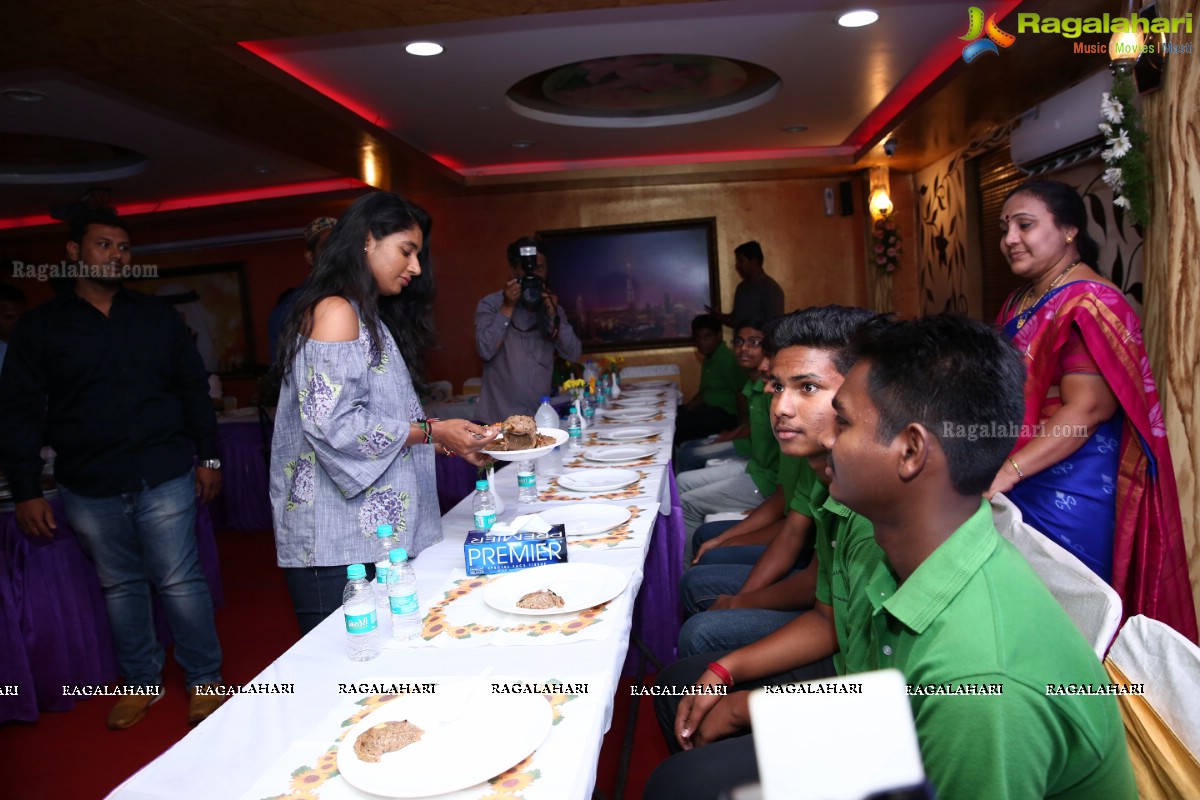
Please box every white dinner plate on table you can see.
[610,398,663,409]
[600,408,659,422]
[483,427,568,461]
[625,379,674,389]
[337,689,552,797]
[555,469,640,493]
[617,388,667,398]
[538,504,632,537]
[583,445,659,463]
[483,562,632,615]
[596,426,659,442]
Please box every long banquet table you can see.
[107,391,683,800]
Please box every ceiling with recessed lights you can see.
[0,0,1109,226]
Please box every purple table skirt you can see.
[0,496,223,723]
[213,419,273,532]
[623,465,684,676]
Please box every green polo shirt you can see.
[844,500,1135,800]
[811,493,883,676]
[735,378,779,496]
[784,457,820,517]
[699,341,745,417]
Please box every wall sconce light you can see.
[1109,27,1145,77]
[868,188,894,218]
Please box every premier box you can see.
[464,526,568,576]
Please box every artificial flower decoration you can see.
[871,212,902,273]
[1099,75,1149,226]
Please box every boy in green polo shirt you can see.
[674,314,747,445]
[823,314,1133,798]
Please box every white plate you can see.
[596,426,659,442]
[583,445,659,463]
[610,398,663,409]
[618,388,667,397]
[625,379,674,389]
[600,408,660,422]
[537,504,632,537]
[483,427,568,461]
[555,469,640,493]
[337,689,552,798]
[483,562,632,615]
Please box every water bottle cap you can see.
[475,479,489,490]
[347,563,367,579]
[541,396,550,402]
[389,547,409,563]
[375,524,394,538]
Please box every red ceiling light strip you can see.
[0,178,365,231]
[238,40,390,128]
[844,0,1024,149]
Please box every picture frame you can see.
[134,261,256,378]
[537,218,719,351]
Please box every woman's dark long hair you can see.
[1004,179,1101,267]
[274,192,435,392]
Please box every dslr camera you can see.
[517,243,545,310]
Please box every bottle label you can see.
[345,608,378,635]
[375,563,390,584]
[390,591,419,615]
[474,511,496,530]
[518,472,536,488]
[568,426,581,439]
[584,407,595,419]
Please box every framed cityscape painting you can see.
[537,218,719,351]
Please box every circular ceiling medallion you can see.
[0,132,149,184]
[506,53,781,128]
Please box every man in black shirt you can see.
[0,208,227,729]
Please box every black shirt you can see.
[0,286,218,500]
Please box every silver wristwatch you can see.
[200,459,222,470]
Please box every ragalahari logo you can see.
[960,6,1017,62]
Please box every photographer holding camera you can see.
[474,236,581,423]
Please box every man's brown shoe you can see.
[107,688,164,730]
[187,683,228,724]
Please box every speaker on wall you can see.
[839,181,854,216]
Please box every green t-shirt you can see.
[699,341,745,417]
[843,500,1136,800]
[738,378,779,496]
[810,493,883,676]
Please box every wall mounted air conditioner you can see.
[1010,69,1111,174]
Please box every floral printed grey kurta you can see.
[270,315,440,568]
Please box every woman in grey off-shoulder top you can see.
[269,192,497,633]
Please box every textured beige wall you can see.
[1143,0,1200,633]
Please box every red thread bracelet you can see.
[706,661,733,687]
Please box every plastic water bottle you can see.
[534,397,560,430]
[582,390,596,427]
[583,359,600,383]
[387,548,420,642]
[566,403,584,452]
[472,479,497,530]
[373,524,400,607]
[343,564,380,661]
[517,459,537,503]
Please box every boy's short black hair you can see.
[850,314,1026,496]
[765,305,875,374]
[67,207,128,245]
[691,314,722,335]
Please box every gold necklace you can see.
[1016,259,1081,327]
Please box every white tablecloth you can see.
[107,406,677,800]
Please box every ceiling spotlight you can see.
[782,125,808,133]
[511,140,535,149]
[3,89,48,102]
[405,41,444,56]
[838,9,879,28]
